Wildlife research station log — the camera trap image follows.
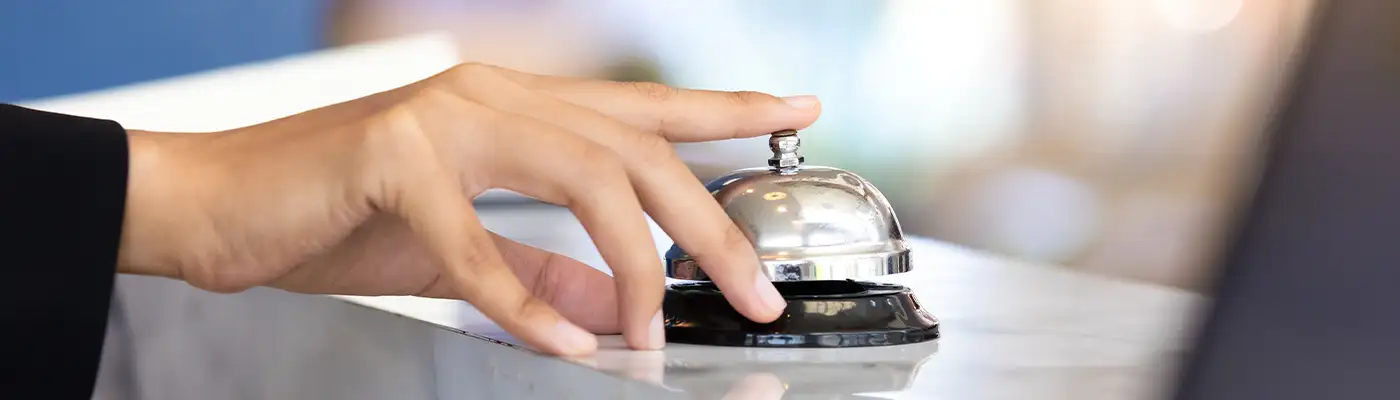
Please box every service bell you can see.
[661,130,939,349]
[665,130,913,281]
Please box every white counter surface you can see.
[339,206,1203,399]
[96,204,1201,400]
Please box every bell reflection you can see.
[656,341,942,398]
[803,300,857,316]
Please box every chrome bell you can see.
[665,130,912,282]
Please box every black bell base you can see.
[663,280,940,348]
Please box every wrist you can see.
[117,130,184,279]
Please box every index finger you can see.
[485,68,822,142]
[441,68,788,325]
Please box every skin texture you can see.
[117,63,822,356]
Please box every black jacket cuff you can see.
[0,103,129,398]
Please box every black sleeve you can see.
[0,104,129,399]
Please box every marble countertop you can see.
[336,205,1204,399]
[95,204,1203,400]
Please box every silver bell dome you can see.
[665,130,912,281]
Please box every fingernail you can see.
[755,270,788,313]
[552,320,598,355]
[781,95,820,109]
[647,310,666,350]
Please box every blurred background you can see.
[2,0,1316,292]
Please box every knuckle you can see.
[629,131,680,165]
[725,90,774,106]
[449,62,493,77]
[515,293,557,321]
[371,90,493,158]
[361,104,438,178]
[378,89,450,135]
[451,252,510,298]
[624,81,679,103]
[398,87,468,122]
[719,223,756,253]
[686,223,756,267]
[573,142,628,181]
[457,241,500,272]
[413,85,461,105]
[564,144,631,205]
[444,62,500,86]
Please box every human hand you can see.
[117,63,820,356]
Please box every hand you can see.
[117,63,820,356]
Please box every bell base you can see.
[663,280,940,348]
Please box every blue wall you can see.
[0,0,327,102]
